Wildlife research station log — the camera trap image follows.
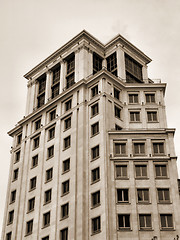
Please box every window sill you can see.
[45,179,52,184]
[117,202,130,205]
[63,146,71,151]
[91,179,100,185]
[114,154,128,157]
[160,228,175,231]
[115,177,129,180]
[155,177,169,180]
[26,209,34,214]
[42,224,50,229]
[63,127,71,132]
[60,216,69,221]
[91,203,101,209]
[24,232,32,237]
[139,228,153,231]
[91,132,99,138]
[61,192,70,197]
[135,177,149,180]
[138,202,151,205]
[31,164,38,169]
[90,113,99,119]
[118,228,132,231]
[12,179,18,182]
[29,187,36,192]
[9,200,15,205]
[91,156,100,162]
[7,222,13,226]
[147,121,159,123]
[91,230,101,236]
[62,169,70,175]
[43,200,51,206]
[158,201,172,204]
[32,146,39,151]
[47,137,55,142]
[130,121,142,123]
[47,155,54,161]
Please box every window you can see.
[48,127,55,140]
[114,105,121,119]
[93,53,102,74]
[15,150,20,163]
[91,145,99,160]
[49,109,56,121]
[32,155,38,168]
[146,93,155,103]
[125,54,142,83]
[64,136,71,150]
[60,228,68,240]
[28,197,35,212]
[61,203,69,219]
[147,111,158,122]
[65,99,72,111]
[46,168,53,182]
[35,119,41,131]
[91,191,100,207]
[160,214,173,229]
[10,190,16,203]
[117,189,129,203]
[64,117,71,130]
[37,75,46,108]
[114,142,126,155]
[63,158,70,173]
[43,211,50,227]
[51,65,60,99]
[6,232,12,240]
[157,189,170,203]
[91,103,99,117]
[118,214,130,229]
[139,214,152,229]
[135,165,147,178]
[116,165,127,178]
[91,167,100,183]
[115,124,122,130]
[13,168,19,181]
[134,142,145,155]
[26,219,33,235]
[114,88,120,100]
[129,94,139,103]
[155,165,167,178]
[44,189,52,204]
[106,52,117,76]
[42,236,49,240]
[137,189,149,203]
[47,145,54,159]
[153,142,165,155]
[62,180,69,195]
[92,216,101,234]
[91,85,98,98]
[33,136,40,149]
[91,122,99,136]
[30,177,36,190]
[8,210,14,224]
[17,133,22,145]
[130,112,140,122]
[66,54,75,89]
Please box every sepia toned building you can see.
[1,30,180,240]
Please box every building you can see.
[1,30,180,240]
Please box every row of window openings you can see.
[114,142,165,156]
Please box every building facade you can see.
[1,30,180,240]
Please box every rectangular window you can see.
[64,136,71,150]
[92,216,101,234]
[48,127,55,140]
[6,232,12,240]
[8,210,14,224]
[130,112,140,122]
[62,180,69,195]
[137,189,149,203]
[28,197,35,212]
[13,168,19,181]
[32,155,38,168]
[35,119,41,131]
[15,150,20,163]
[10,190,16,203]
[125,54,142,83]
[65,99,72,111]
[147,111,158,122]
[93,53,102,74]
[107,52,117,76]
[30,177,37,190]
[17,133,22,145]
[43,211,50,227]
[91,145,99,160]
[37,75,46,108]
[116,165,127,178]
[33,136,40,149]
[160,214,173,229]
[91,191,100,207]
[91,85,98,98]
[129,94,139,103]
[51,74,60,99]
[117,189,129,203]
[91,122,99,136]
[49,109,56,121]
[118,214,130,229]
[44,189,52,204]
[61,203,69,219]
[47,145,54,159]
[42,236,49,240]
[60,228,68,240]
[46,168,53,182]
[64,117,71,130]
[153,142,165,155]
[52,65,60,84]
[91,103,99,117]
[114,142,126,155]
[135,165,147,178]
[63,158,70,173]
[146,93,155,103]
[114,88,120,100]
[139,214,152,229]
[134,142,145,155]
[155,165,167,178]
[91,167,100,183]
[115,124,122,130]
[26,219,33,235]
[157,189,170,202]
[114,105,121,119]
[66,54,75,89]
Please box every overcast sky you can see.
[0,0,180,233]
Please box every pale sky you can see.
[0,0,180,233]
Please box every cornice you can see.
[108,128,175,135]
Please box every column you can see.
[142,65,148,83]
[45,70,52,103]
[59,60,65,93]
[116,44,126,81]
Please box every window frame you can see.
[62,158,70,173]
[49,108,56,121]
[128,93,139,104]
[133,142,146,155]
[91,84,98,98]
[135,164,148,179]
[152,142,165,156]
[44,189,52,204]
[61,202,69,219]
[137,189,149,203]
[114,105,121,119]
[43,211,51,228]
[91,122,99,137]
[13,168,19,181]
[62,180,70,196]
[60,228,68,240]
[64,116,71,131]
[65,99,72,112]
[139,214,152,230]
[91,102,99,117]
[45,167,53,182]
[29,176,37,191]
[145,93,156,104]
[32,154,38,168]
[91,145,100,161]
[155,164,168,178]
[130,111,140,122]
[15,150,20,163]
[8,210,14,225]
[91,190,100,208]
[147,111,158,122]
[26,219,33,235]
[33,135,40,150]
[114,142,126,156]
[63,136,71,150]
[28,197,35,212]
[117,189,129,203]
[47,145,54,159]
[106,52,117,76]
[118,214,131,230]
[91,167,100,183]
[10,190,16,204]
[48,126,55,140]
[157,188,170,203]
[160,214,174,230]
[91,216,101,235]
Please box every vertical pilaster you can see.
[116,45,126,81]
[142,65,148,83]
[75,50,79,83]
[45,70,51,103]
[59,60,65,94]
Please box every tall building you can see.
[1,30,180,240]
